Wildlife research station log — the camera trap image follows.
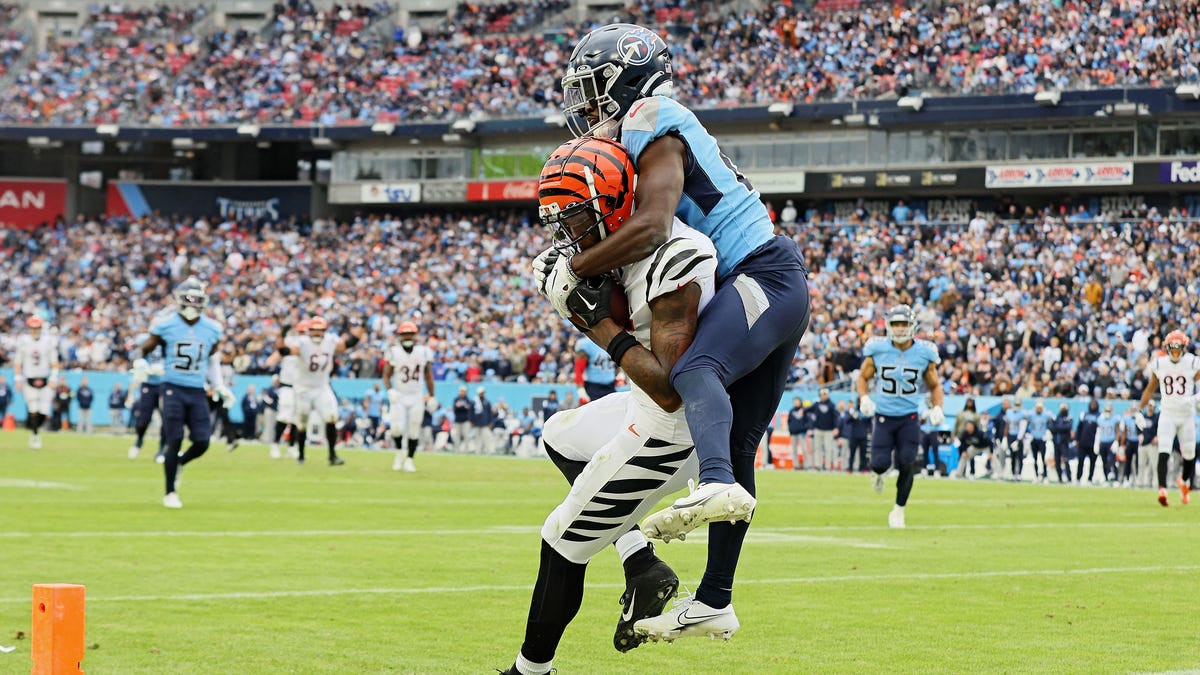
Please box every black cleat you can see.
[614,557,679,652]
[329,456,345,466]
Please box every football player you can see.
[134,278,230,509]
[857,305,945,528]
[534,22,811,625]
[501,137,724,675]
[574,336,616,403]
[14,315,58,449]
[1137,330,1200,506]
[382,320,435,472]
[265,319,309,459]
[127,319,169,461]
[279,316,365,466]
[1024,399,1054,483]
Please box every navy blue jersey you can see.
[863,338,940,416]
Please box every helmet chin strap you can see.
[583,165,607,240]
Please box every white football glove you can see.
[1042,430,1052,443]
[147,363,165,377]
[425,395,439,413]
[131,358,150,381]
[217,386,236,410]
[927,405,945,426]
[544,253,582,319]
[859,395,877,416]
[531,247,560,297]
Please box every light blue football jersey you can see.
[1025,410,1052,437]
[863,338,940,416]
[1096,413,1119,443]
[1003,407,1025,437]
[575,338,616,385]
[150,313,223,388]
[619,96,774,279]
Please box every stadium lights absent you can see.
[767,102,794,118]
[237,124,261,138]
[371,122,395,136]
[96,124,120,137]
[311,137,334,149]
[543,113,567,128]
[1175,83,1200,100]
[1034,89,1061,107]
[451,119,476,134]
[171,138,195,150]
[897,95,924,112]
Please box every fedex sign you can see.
[1162,161,1200,183]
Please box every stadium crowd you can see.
[2,204,1199,405]
[0,0,1196,124]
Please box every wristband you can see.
[565,255,583,284]
[605,332,639,367]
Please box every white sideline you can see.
[1,564,1198,605]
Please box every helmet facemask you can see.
[563,64,624,139]
[1167,341,1186,362]
[540,167,614,254]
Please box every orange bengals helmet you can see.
[308,316,329,333]
[26,315,44,329]
[396,321,419,335]
[538,136,636,252]
[1166,330,1189,362]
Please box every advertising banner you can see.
[1160,160,1200,184]
[0,178,66,229]
[360,182,422,203]
[985,162,1133,189]
[107,182,311,220]
[466,180,539,202]
[421,181,468,203]
[743,171,805,195]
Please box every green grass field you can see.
[1,430,1198,674]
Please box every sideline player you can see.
[856,305,944,528]
[134,278,230,509]
[382,320,435,472]
[127,323,168,461]
[534,24,811,625]
[14,315,57,449]
[500,137,721,675]
[1137,330,1200,506]
[280,316,364,466]
[266,319,309,459]
[574,336,617,403]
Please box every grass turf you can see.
[1,430,1197,674]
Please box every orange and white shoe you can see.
[1177,477,1191,505]
[1158,488,1169,507]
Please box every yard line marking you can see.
[0,479,85,491]
[1,564,1198,605]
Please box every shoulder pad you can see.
[644,237,716,303]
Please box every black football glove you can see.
[565,276,614,331]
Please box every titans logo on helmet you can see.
[617,29,656,66]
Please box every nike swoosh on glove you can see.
[532,247,560,298]
[565,276,614,330]
[545,253,582,319]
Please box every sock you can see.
[325,423,338,460]
[615,528,649,566]
[135,424,149,447]
[163,438,184,493]
[179,440,210,466]
[407,438,418,459]
[1182,457,1195,485]
[296,431,307,461]
[1158,453,1169,489]
[695,454,755,610]
[620,540,657,579]
[274,421,287,443]
[672,368,734,484]
[895,464,915,507]
[393,436,404,450]
[514,653,553,675]
[520,539,586,664]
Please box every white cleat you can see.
[128,445,141,460]
[286,446,300,459]
[403,457,416,473]
[641,480,755,543]
[29,434,42,449]
[872,472,886,494]
[269,444,281,460]
[633,598,739,643]
[392,454,404,471]
[163,492,183,509]
[888,506,906,529]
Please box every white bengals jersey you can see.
[386,344,433,395]
[1150,352,1200,415]
[278,354,299,387]
[16,333,57,380]
[288,333,338,389]
[615,218,717,432]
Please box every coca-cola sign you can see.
[467,180,539,202]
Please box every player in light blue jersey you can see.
[1024,400,1054,483]
[1003,400,1026,480]
[135,277,232,509]
[857,305,944,528]
[574,337,616,402]
[127,312,172,462]
[532,24,811,633]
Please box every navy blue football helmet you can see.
[562,23,673,138]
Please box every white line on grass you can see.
[1,564,1198,605]
[0,479,85,490]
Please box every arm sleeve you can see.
[207,355,226,390]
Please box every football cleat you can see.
[163,492,183,509]
[872,472,886,494]
[269,444,281,459]
[29,434,41,449]
[1158,488,1169,507]
[614,556,679,652]
[128,445,140,460]
[641,481,755,543]
[392,454,404,471]
[888,506,906,529]
[633,598,739,643]
[329,456,345,466]
[155,451,166,464]
[1178,477,1191,505]
[403,457,416,473]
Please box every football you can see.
[610,280,632,331]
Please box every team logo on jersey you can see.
[617,29,655,65]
